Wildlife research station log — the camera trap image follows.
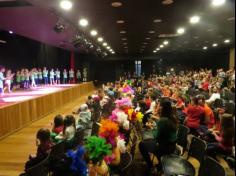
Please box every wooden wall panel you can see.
[0,82,95,139]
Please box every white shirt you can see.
[206,93,221,104]
[146,101,156,114]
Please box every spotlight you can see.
[9,31,13,34]
[103,42,108,46]
[160,45,164,48]
[203,46,208,50]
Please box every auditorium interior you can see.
[0,0,235,176]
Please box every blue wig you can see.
[67,146,88,176]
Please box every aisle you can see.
[0,91,94,176]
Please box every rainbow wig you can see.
[99,119,119,148]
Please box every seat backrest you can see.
[130,135,138,159]
[177,124,190,151]
[26,154,50,176]
[188,136,207,164]
[50,141,65,161]
[199,157,226,176]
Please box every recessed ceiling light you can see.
[212,43,218,47]
[90,30,98,36]
[122,38,127,41]
[112,52,115,54]
[153,50,157,53]
[60,0,73,10]
[162,0,174,5]
[164,40,169,45]
[123,43,128,45]
[207,28,214,32]
[153,19,162,23]
[79,18,89,27]
[160,45,164,48]
[98,37,104,42]
[156,48,160,51]
[111,2,123,7]
[103,42,108,46]
[117,20,125,24]
[190,16,200,24]
[9,30,13,34]
[107,46,111,49]
[212,0,226,6]
[224,39,231,43]
[203,46,208,50]
[227,17,235,21]
[193,36,199,39]
[149,30,156,34]
[177,27,185,34]
[143,42,148,45]
[120,31,126,34]
[146,37,151,40]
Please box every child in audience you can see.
[184,96,205,136]
[56,115,76,148]
[52,114,64,134]
[25,128,53,170]
[76,104,92,129]
[207,114,235,159]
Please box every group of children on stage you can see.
[0,65,84,96]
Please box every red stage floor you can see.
[0,84,77,108]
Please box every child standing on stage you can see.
[43,67,48,85]
[38,69,43,85]
[0,66,6,96]
[55,68,61,84]
[25,69,30,89]
[76,69,82,83]
[63,69,68,84]
[30,69,36,87]
[4,70,14,93]
[20,69,26,89]
[69,68,74,84]
[16,71,21,89]
[34,69,38,85]
[49,69,55,85]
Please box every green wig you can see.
[85,136,112,165]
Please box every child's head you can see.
[64,115,76,128]
[221,114,235,141]
[80,104,88,112]
[54,115,64,128]
[36,128,50,144]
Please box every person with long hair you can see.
[139,99,178,175]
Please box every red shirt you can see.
[53,126,64,134]
[202,81,209,91]
[186,105,205,129]
[145,99,151,109]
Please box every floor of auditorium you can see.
[0,91,93,176]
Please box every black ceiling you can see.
[0,0,235,57]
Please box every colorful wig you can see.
[67,146,87,176]
[99,119,119,148]
[85,136,112,165]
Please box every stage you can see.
[0,84,77,108]
[0,82,95,139]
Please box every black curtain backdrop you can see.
[0,30,231,83]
